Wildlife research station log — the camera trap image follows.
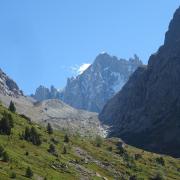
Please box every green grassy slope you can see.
[0,103,180,180]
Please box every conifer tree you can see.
[25,167,33,178]
[47,123,53,134]
[64,134,69,143]
[9,101,16,113]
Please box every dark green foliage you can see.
[47,123,53,134]
[25,151,29,156]
[156,157,165,166]
[51,137,59,145]
[25,167,33,178]
[151,172,165,180]
[0,112,14,135]
[2,151,10,162]
[63,146,67,154]
[118,146,127,156]
[64,134,69,143]
[134,153,142,160]
[129,175,137,180]
[9,101,16,113]
[48,144,56,154]
[22,126,42,146]
[0,145,10,162]
[30,127,41,145]
[107,146,113,152]
[10,172,16,179]
[0,145,4,157]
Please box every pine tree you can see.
[47,123,53,134]
[63,146,67,154]
[9,101,16,113]
[22,126,42,146]
[0,116,11,135]
[64,134,69,143]
[30,127,42,146]
[25,167,33,178]
[24,127,31,141]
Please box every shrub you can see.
[48,144,56,154]
[151,172,165,180]
[2,151,10,162]
[10,172,16,179]
[129,175,137,180]
[95,135,103,147]
[25,167,33,178]
[51,138,59,145]
[156,157,165,166]
[134,153,142,160]
[0,145,4,157]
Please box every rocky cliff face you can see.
[32,85,62,101]
[61,53,142,112]
[0,69,23,97]
[99,7,180,157]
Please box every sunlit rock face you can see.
[61,53,142,113]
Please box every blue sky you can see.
[0,1,179,94]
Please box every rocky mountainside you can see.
[99,7,180,157]
[0,93,106,137]
[32,85,62,101]
[61,53,142,112]
[0,69,23,97]
[0,68,106,137]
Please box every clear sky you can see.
[0,1,179,94]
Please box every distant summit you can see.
[60,53,142,112]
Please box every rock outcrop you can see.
[0,69,23,97]
[32,85,62,101]
[61,53,142,112]
[99,7,180,157]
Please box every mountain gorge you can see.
[99,7,180,157]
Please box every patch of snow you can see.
[78,64,91,75]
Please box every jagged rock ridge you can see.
[32,85,62,101]
[99,7,180,157]
[60,53,142,112]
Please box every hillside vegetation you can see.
[0,103,180,180]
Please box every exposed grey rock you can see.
[99,7,180,157]
[32,85,62,101]
[61,53,142,112]
[0,90,107,137]
[0,69,23,97]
